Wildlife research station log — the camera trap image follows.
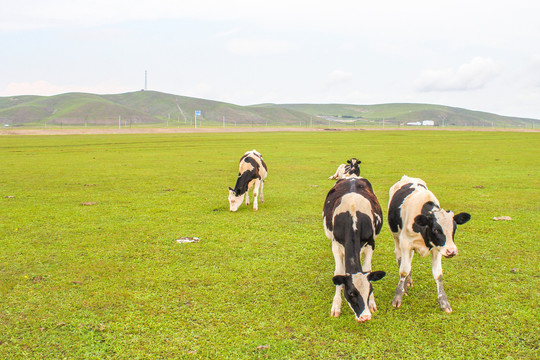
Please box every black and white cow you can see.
[228,150,268,212]
[328,158,361,180]
[323,177,386,323]
[388,175,471,313]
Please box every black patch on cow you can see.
[231,156,260,196]
[368,271,386,282]
[454,212,471,225]
[333,212,363,274]
[357,211,376,250]
[388,183,415,233]
[243,156,260,176]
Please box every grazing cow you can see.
[328,158,361,180]
[228,150,267,212]
[323,177,386,323]
[388,175,471,313]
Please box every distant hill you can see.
[0,90,537,128]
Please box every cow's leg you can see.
[392,232,401,266]
[393,232,413,288]
[405,252,414,290]
[432,251,452,313]
[360,245,373,273]
[252,179,261,211]
[360,244,378,312]
[331,241,345,317]
[392,241,413,308]
[245,181,253,206]
[393,232,413,295]
[259,180,264,203]
[245,189,250,205]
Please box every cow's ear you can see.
[368,271,386,282]
[414,214,430,227]
[454,212,471,225]
[333,274,350,286]
[346,160,351,164]
[228,187,233,192]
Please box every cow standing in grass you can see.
[228,150,267,212]
[323,176,386,323]
[388,175,471,313]
[328,158,361,180]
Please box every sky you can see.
[1,0,540,119]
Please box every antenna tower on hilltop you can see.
[144,70,148,90]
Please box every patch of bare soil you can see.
[1,127,538,135]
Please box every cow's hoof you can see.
[392,298,402,308]
[442,307,453,313]
[331,305,341,317]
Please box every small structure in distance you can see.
[406,120,435,126]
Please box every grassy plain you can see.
[0,131,538,359]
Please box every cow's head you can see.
[346,158,361,177]
[333,271,386,323]
[413,210,471,257]
[228,187,245,212]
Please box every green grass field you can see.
[1,131,538,359]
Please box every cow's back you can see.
[324,178,382,236]
[239,150,267,180]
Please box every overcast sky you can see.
[2,0,540,119]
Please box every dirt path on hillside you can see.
[1,127,538,135]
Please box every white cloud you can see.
[226,38,293,56]
[214,27,241,39]
[324,70,353,88]
[415,57,501,92]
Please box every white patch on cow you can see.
[323,214,334,240]
[432,209,458,256]
[228,189,245,212]
[334,192,374,234]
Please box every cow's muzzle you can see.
[356,314,371,323]
[443,248,458,258]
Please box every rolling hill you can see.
[0,90,537,128]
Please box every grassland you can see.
[0,131,538,359]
